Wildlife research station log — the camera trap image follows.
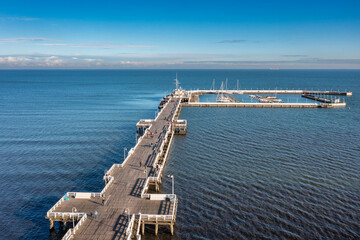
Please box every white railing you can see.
[62,214,88,240]
[73,214,87,234]
[174,119,187,125]
[140,178,150,198]
[67,192,102,198]
[47,194,66,217]
[48,177,114,217]
[152,135,166,167]
[149,194,176,201]
[100,176,114,196]
[140,214,174,221]
[126,214,135,240]
[136,214,142,240]
[152,124,172,168]
[152,130,174,178]
[141,195,178,221]
[136,119,154,126]
[48,212,85,218]
[62,228,72,240]
[171,100,181,122]
[161,133,174,165]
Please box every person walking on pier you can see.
[139,161,142,167]
[95,211,98,219]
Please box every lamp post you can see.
[124,147,127,161]
[167,175,174,194]
[72,207,77,228]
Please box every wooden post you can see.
[49,220,54,230]
[155,220,158,235]
[142,221,145,235]
[170,222,174,235]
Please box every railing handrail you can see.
[140,214,174,220]
[125,214,135,240]
[62,228,73,240]
[47,194,66,217]
[61,214,87,240]
[100,176,114,196]
[136,214,142,237]
[48,212,86,217]
[67,192,102,197]
[140,178,150,198]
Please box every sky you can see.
[0,0,359,69]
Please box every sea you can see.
[0,70,359,239]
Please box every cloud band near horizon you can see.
[0,54,359,69]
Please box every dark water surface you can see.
[0,70,359,239]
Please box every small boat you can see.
[266,96,276,99]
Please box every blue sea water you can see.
[0,70,359,239]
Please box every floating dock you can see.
[46,88,351,240]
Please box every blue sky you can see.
[0,0,359,69]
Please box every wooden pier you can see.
[301,93,342,103]
[46,87,351,239]
[186,89,350,108]
[183,102,346,108]
[187,89,352,95]
[47,89,188,240]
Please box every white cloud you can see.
[0,16,39,21]
[84,58,97,62]
[0,38,56,43]
[43,43,154,48]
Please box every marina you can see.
[46,83,352,239]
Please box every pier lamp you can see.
[124,147,127,161]
[167,175,174,195]
[72,207,77,228]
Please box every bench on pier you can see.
[74,193,92,199]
